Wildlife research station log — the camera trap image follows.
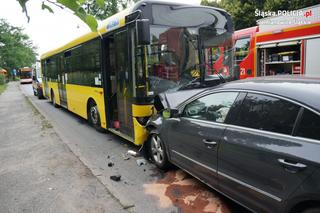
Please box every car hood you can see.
[154,88,205,111]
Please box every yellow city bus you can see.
[41,0,234,145]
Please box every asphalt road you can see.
[20,83,249,213]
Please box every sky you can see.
[0,0,201,57]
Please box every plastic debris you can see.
[136,158,147,166]
[110,175,121,182]
[127,150,138,157]
[107,162,114,167]
[122,153,130,160]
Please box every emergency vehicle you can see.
[234,4,320,79]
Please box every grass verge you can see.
[0,84,7,95]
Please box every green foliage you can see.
[0,74,5,85]
[201,0,319,30]
[263,0,319,11]
[16,0,138,31]
[0,83,7,95]
[0,19,37,75]
[81,0,118,20]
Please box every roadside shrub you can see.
[0,74,5,85]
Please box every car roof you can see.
[213,76,320,112]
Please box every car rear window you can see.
[235,93,300,135]
[296,109,320,140]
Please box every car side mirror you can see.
[136,19,150,45]
[162,108,180,119]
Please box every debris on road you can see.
[127,150,138,157]
[122,153,130,160]
[107,162,114,167]
[136,158,147,166]
[110,175,121,182]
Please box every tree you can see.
[0,19,37,75]
[201,0,319,30]
[82,0,118,20]
[17,0,137,31]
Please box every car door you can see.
[218,92,317,212]
[166,91,239,188]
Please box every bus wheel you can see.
[88,101,104,132]
[37,88,43,99]
[51,91,58,108]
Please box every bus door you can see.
[105,29,133,137]
[58,55,67,107]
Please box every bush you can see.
[0,74,5,85]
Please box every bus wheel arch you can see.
[87,98,104,132]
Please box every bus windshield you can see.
[136,5,234,95]
[20,71,32,78]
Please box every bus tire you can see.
[88,100,104,132]
[37,88,43,99]
[51,90,59,108]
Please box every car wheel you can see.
[148,133,171,170]
[88,101,104,132]
[302,207,320,213]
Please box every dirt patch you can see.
[24,96,53,130]
[144,170,231,213]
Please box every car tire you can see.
[148,132,171,170]
[302,207,320,213]
[88,101,104,132]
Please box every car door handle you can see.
[278,159,307,169]
[202,139,217,147]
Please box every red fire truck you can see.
[234,4,320,79]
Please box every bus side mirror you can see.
[136,19,150,45]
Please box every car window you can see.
[183,92,239,123]
[296,109,320,140]
[236,93,300,135]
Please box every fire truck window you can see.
[235,93,300,135]
[296,109,320,140]
[235,37,250,64]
